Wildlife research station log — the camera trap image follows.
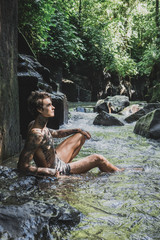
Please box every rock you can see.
[93,111,124,126]
[95,95,129,113]
[76,107,86,112]
[125,103,160,123]
[18,54,57,91]
[48,91,69,128]
[0,166,81,239]
[0,199,81,239]
[94,99,109,113]
[61,79,91,102]
[121,104,142,117]
[61,79,78,101]
[133,109,160,139]
[146,83,160,103]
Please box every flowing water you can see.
[3,102,160,239]
[51,103,160,240]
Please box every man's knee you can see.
[76,132,86,143]
[71,133,86,148]
[92,153,108,164]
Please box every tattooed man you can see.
[17,91,121,177]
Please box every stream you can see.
[1,102,160,239]
[54,102,160,239]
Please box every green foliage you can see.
[45,11,85,63]
[18,0,160,79]
[18,0,85,65]
[137,44,160,76]
[18,0,55,51]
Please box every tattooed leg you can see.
[56,133,86,163]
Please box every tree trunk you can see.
[0,0,21,163]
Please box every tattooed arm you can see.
[17,129,57,176]
[49,128,91,140]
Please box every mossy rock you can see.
[134,109,160,139]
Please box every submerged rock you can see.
[93,111,124,126]
[134,109,160,139]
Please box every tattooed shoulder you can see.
[27,128,43,145]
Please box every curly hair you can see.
[27,91,52,118]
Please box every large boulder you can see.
[18,54,57,91]
[95,95,129,113]
[124,103,160,123]
[93,111,124,126]
[133,109,160,139]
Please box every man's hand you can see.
[46,168,60,178]
[45,168,58,176]
[79,129,91,140]
[35,167,59,177]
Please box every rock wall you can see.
[0,0,21,163]
[18,54,68,139]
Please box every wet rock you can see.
[93,111,124,126]
[0,199,81,240]
[125,103,160,123]
[134,109,160,139]
[0,166,17,179]
[95,95,129,113]
[0,166,81,239]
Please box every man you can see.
[18,91,122,177]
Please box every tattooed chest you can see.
[40,132,55,163]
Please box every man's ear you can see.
[37,107,43,114]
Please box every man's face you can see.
[39,98,55,118]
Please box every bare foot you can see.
[116,167,144,172]
[126,167,144,172]
[117,168,125,172]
